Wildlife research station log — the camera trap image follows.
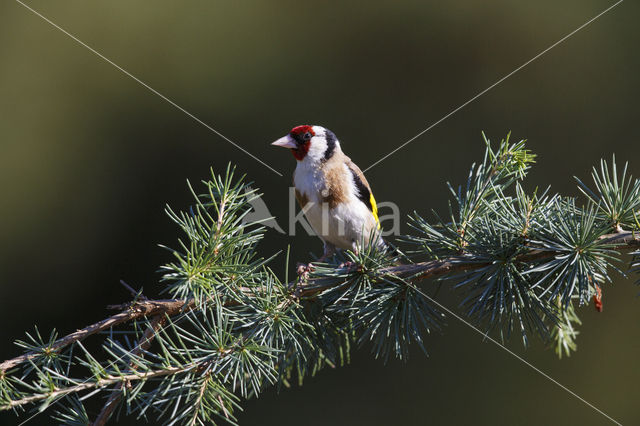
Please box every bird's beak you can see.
[271,135,297,149]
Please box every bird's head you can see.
[271,125,339,162]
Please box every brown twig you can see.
[188,374,211,426]
[0,299,192,373]
[3,365,190,409]
[91,315,167,426]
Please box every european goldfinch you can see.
[272,125,384,261]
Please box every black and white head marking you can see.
[323,129,337,161]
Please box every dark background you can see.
[1,1,638,425]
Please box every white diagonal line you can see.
[363,0,623,173]
[9,1,625,425]
[13,287,624,426]
[407,283,622,425]
[12,1,282,423]
[17,410,43,426]
[14,0,283,177]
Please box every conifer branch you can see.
[4,365,189,409]
[0,300,190,373]
[2,140,640,425]
[2,229,637,376]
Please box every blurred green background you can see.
[1,1,638,425]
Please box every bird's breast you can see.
[293,165,326,206]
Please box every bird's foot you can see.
[296,262,314,285]
[338,261,359,272]
[296,262,315,277]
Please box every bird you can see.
[271,125,384,262]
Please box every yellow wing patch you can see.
[370,193,380,229]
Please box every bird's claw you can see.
[296,262,314,277]
[338,261,358,271]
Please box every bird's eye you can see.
[303,132,312,141]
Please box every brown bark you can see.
[90,315,167,426]
[1,230,639,422]
[2,231,638,376]
[0,299,192,373]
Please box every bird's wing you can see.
[345,158,380,227]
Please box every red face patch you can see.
[290,125,315,138]
[289,125,315,161]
